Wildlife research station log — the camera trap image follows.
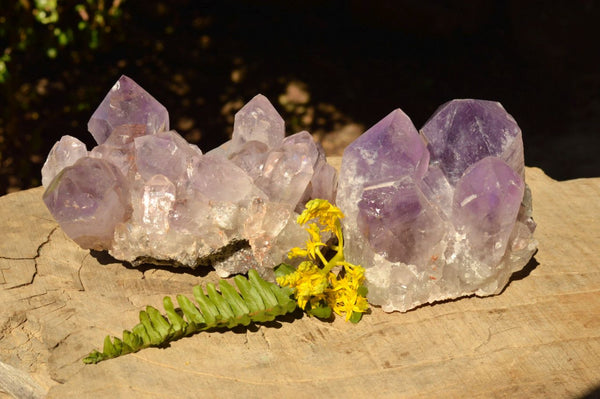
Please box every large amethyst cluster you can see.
[336,101,537,312]
[42,76,537,312]
[42,76,336,278]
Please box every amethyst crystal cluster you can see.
[42,76,536,312]
[336,101,537,312]
[42,76,336,278]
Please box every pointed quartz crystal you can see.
[187,153,264,203]
[341,109,429,187]
[134,130,202,184]
[421,99,524,184]
[88,75,169,145]
[452,156,524,266]
[140,174,177,235]
[41,135,88,187]
[42,157,131,250]
[283,131,337,206]
[357,180,446,266]
[253,131,316,206]
[230,94,285,152]
[89,124,147,177]
[337,108,431,261]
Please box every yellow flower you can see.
[279,199,369,322]
[277,261,330,310]
[297,199,344,233]
[326,262,368,321]
[340,262,366,287]
[288,246,308,259]
[305,223,326,259]
[289,223,327,262]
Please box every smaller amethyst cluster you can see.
[42,76,335,278]
[42,76,537,312]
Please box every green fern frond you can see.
[83,270,297,364]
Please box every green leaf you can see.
[206,283,235,323]
[176,294,205,327]
[349,311,363,324]
[83,271,298,364]
[219,280,251,326]
[233,274,264,314]
[193,285,219,325]
[248,269,278,308]
[269,283,294,309]
[139,309,164,346]
[357,285,368,297]
[102,335,117,357]
[123,330,143,351]
[163,296,187,337]
[307,304,332,319]
[132,323,151,346]
[274,263,296,279]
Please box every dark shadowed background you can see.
[1,1,599,195]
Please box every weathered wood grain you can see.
[1,167,599,398]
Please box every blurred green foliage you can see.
[0,0,126,193]
[0,0,124,83]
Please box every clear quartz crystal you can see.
[229,94,285,151]
[338,99,537,312]
[41,135,88,187]
[42,76,336,278]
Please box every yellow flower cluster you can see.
[288,224,325,263]
[277,199,369,322]
[277,261,329,309]
[297,198,345,234]
[328,262,369,321]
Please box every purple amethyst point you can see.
[42,157,131,250]
[88,75,169,145]
[421,99,523,184]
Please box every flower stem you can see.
[315,247,329,268]
[323,248,344,274]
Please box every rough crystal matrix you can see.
[42,76,336,279]
[337,99,537,312]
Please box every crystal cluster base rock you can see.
[337,99,537,312]
[42,76,336,279]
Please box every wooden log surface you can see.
[0,167,599,398]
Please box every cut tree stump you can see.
[1,166,599,398]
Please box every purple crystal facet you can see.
[421,99,524,184]
[338,99,536,312]
[357,181,445,266]
[88,75,169,145]
[42,157,131,250]
[452,156,525,265]
[342,109,429,185]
